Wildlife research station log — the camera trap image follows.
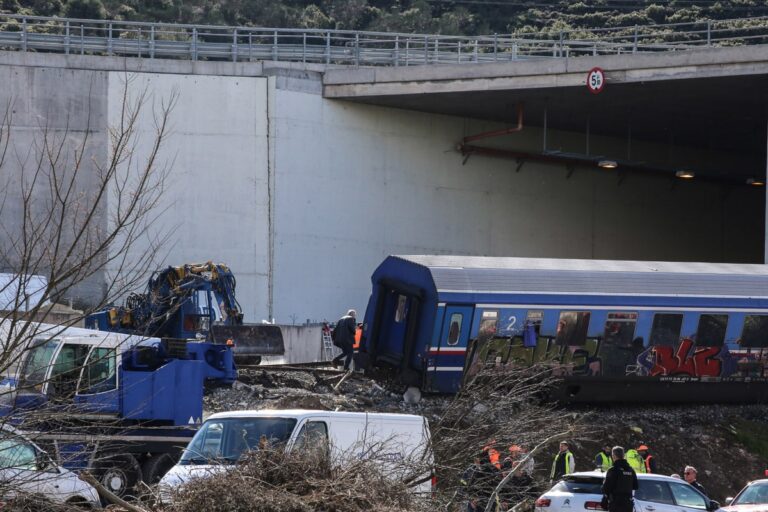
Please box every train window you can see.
[479,310,499,338]
[650,314,683,346]
[741,315,768,347]
[604,312,638,347]
[394,295,407,323]
[696,314,728,347]
[556,311,591,346]
[447,314,462,346]
[526,310,543,335]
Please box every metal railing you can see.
[0,13,767,66]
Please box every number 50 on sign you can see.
[586,67,605,94]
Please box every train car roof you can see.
[381,255,768,299]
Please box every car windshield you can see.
[17,339,60,392]
[179,417,297,465]
[552,477,604,494]
[734,482,768,505]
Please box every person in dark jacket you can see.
[500,465,534,508]
[684,466,707,496]
[602,446,638,512]
[331,309,357,370]
[459,455,483,503]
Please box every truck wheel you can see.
[94,453,142,498]
[142,453,176,484]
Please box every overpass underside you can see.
[325,46,768,262]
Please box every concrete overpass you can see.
[324,45,768,184]
[1,16,768,323]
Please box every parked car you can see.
[0,424,100,508]
[723,478,768,512]
[159,409,434,502]
[535,471,720,512]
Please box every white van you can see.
[0,425,100,508]
[159,409,433,498]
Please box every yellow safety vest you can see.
[626,449,646,474]
[596,452,611,472]
[551,451,574,479]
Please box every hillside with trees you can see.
[2,0,768,35]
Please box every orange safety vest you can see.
[353,326,362,350]
[644,454,654,473]
[483,446,501,470]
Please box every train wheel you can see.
[94,453,142,499]
[141,453,176,484]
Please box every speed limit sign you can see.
[586,67,605,94]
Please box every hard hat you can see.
[638,445,649,451]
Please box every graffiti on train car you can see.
[468,333,768,381]
[636,339,735,377]
[467,334,605,379]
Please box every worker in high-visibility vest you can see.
[637,445,657,474]
[483,440,502,470]
[625,448,646,474]
[550,441,575,481]
[595,444,612,472]
[353,323,362,350]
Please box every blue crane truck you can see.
[0,263,284,498]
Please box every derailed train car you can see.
[358,255,768,403]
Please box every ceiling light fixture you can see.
[598,160,618,169]
[675,170,695,179]
[747,178,765,186]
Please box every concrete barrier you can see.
[262,324,338,365]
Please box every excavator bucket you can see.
[211,324,285,364]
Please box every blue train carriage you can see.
[359,255,768,403]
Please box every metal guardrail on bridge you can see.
[0,14,767,66]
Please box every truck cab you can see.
[0,324,224,498]
[6,325,214,426]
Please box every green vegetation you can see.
[730,418,768,462]
[2,0,768,35]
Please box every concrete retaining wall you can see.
[105,72,271,321]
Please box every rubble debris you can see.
[403,386,421,404]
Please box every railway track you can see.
[238,361,342,375]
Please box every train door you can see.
[375,291,412,361]
[366,281,424,388]
[427,305,472,393]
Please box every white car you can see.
[535,471,720,512]
[0,425,100,508]
[723,478,768,512]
